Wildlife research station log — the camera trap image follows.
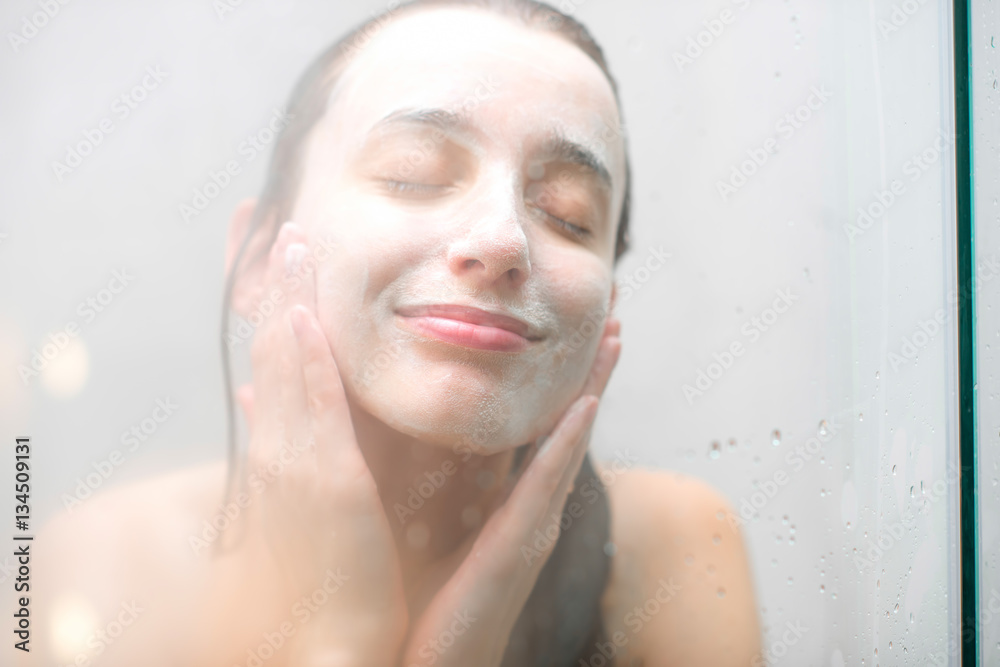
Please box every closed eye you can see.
[536,206,592,240]
[382,180,451,197]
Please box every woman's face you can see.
[288,6,627,452]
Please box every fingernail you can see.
[285,243,307,277]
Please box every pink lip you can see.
[396,304,539,352]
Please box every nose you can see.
[446,189,531,292]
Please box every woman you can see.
[33,1,762,665]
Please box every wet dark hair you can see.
[220,0,633,515]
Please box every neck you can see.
[347,399,522,610]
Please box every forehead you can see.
[323,6,625,183]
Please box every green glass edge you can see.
[953,0,978,664]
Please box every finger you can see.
[237,384,254,430]
[277,239,314,467]
[498,395,598,546]
[402,396,601,666]
[484,334,620,520]
[290,303,369,483]
[579,333,622,400]
[248,222,296,464]
[605,316,621,338]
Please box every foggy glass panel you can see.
[0,0,979,664]
[595,0,962,662]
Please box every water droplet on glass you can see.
[712,534,721,545]
[894,603,899,613]
[604,541,617,557]
[717,587,726,598]
[787,576,794,586]
[875,371,880,380]
[771,429,782,446]
[709,441,721,459]
[819,584,825,593]
[707,564,716,575]
[727,438,737,452]
[892,465,897,475]
[858,412,864,422]
[782,515,789,525]
[818,420,829,436]
[684,554,694,566]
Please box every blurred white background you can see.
[0,0,985,664]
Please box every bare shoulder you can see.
[30,461,227,664]
[593,459,762,667]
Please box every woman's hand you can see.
[202,221,408,666]
[397,317,622,667]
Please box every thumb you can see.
[237,383,255,431]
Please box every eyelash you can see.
[383,180,447,196]
[537,207,591,240]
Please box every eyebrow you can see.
[537,134,612,191]
[369,107,613,190]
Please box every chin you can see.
[352,366,558,454]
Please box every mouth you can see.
[395,304,541,352]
